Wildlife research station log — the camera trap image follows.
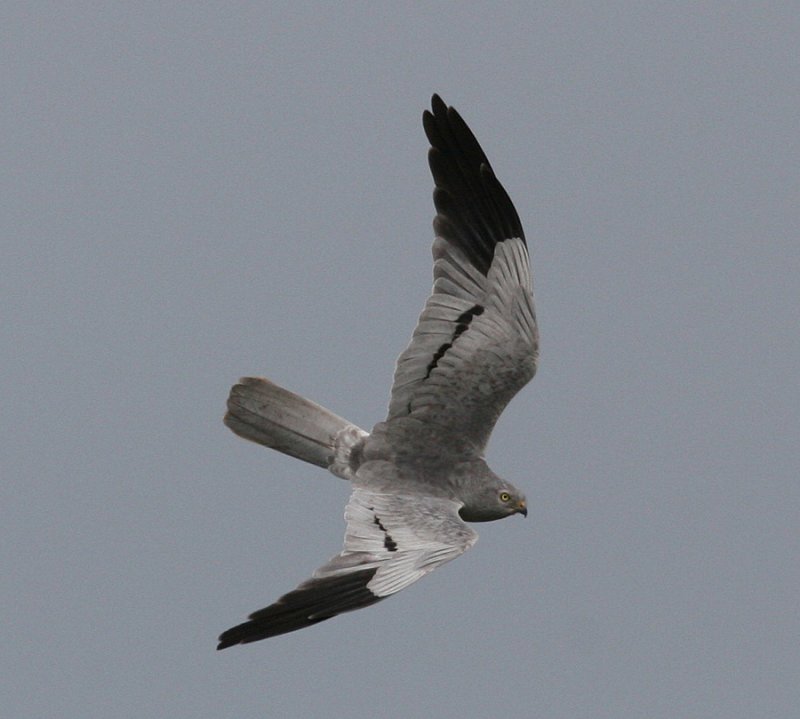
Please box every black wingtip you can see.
[426,93,450,124]
[431,93,446,112]
[422,92,526,277]
[216,568,382,648]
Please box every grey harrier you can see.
[218,94,538,649]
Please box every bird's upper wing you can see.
[217,489,477,648]
[385,95,538,453]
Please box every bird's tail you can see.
[224,377,367,475]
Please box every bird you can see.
[217,94,538,649]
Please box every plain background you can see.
[4,3,798,718]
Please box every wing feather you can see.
[216,490,476,648]
[384,96,537,452]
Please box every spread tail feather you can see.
[224,377,365,472]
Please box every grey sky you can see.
[4,4,799,718]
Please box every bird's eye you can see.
[499,492,511,502]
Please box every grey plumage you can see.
[217,95,537,649]
[224,377,367,479]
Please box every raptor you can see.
[218,94,538,649]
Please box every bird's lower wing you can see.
[217,490,477,649]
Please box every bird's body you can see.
[217,95,538,649]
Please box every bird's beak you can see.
[516,500,528,517]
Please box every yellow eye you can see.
[499,492,511,502]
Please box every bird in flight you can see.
[217,94,538,649]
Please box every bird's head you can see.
[458,478,528,522]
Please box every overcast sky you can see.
[4,3,799,718]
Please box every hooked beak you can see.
[516,500,528,517]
